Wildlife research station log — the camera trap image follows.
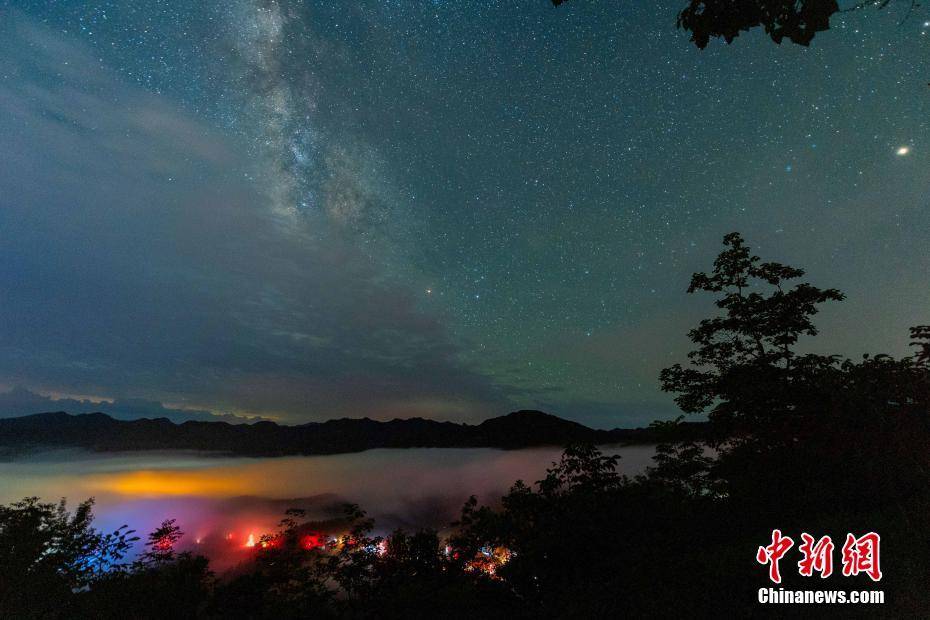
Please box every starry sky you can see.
[1,1,928,427]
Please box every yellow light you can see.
[896,146,911,156]
[96,470,249,497]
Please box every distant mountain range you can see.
[0,410,704,457]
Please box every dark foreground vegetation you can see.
[2,233,928,618]
[554,0,920,49]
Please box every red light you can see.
[301,533,324,550]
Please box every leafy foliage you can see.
[85,518,214,620]
[553,0,918,48]
[659,233,929,511]
[0,497,136,618]
[677,0,839,48]
[660,231,845,434]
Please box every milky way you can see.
[1,1,928,427]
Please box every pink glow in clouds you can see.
[1,445,656,570]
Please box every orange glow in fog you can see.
[96,470,251,497]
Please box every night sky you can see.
[1,1,928,427]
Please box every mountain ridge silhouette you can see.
[0,409,704,456]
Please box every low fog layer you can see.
[1,446,656,569]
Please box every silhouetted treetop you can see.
[677,0,839,48]
[660,232,844,425]
[140,519,184,565]
[911,324,930,365]
[552,0,919,49]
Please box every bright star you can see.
[896,146,911,156]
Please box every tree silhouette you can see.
[677,0,839,48]
[139,519,184,565]
[552,0,920,48]
[657,232,930,525]
[660,232,843,437]
[85,518,213,619]
[911,324,930,365]
[0,497,136,618]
